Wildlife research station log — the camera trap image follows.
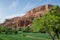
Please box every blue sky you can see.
[0,0,60,23]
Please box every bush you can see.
[39,28,46,33]
[22,26,31,33]
[0,38,3,40]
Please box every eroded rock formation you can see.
[1,4,54,27]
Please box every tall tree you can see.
[32,6,60,40]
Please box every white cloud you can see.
[21,2,34,13]
[0,13,25,23]
[21,0,45,12]
[5,13,25,19]
[22,2,31,11]
[9,0,18,8]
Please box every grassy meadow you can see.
[0,33,52,40]
[1,31,60,40]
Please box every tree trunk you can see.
[55,30,59,40]
[51,37,54,40]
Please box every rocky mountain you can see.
[1,4,57,27]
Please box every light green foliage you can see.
[22,26,31,32]
[32,6,60,40]
[32,18,44,32]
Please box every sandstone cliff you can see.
[1,4,55,27]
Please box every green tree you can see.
[0,26,8,34]
[32,18,44,32]
[0,27,2,34]
[32,6,60,40]
[23,26,31,32]
[14,25,18,34]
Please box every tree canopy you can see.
[32,6,60,40]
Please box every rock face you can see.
[2,4,54,27]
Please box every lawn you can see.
[0,33,57,40]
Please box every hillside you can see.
[1,4,59,27]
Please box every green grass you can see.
[0,33,56,40]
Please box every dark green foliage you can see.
[0,38,3,40]
[23,26,31,33]
[0,27,2,34]
[0,26,18,34]
[18,27,22,31]
[14,25,18,34]
[14,30,18,34]
[3,27,12,34]
[39,28,46,33]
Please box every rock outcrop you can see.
[1,4,55,27]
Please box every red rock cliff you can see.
[2,4,54,27]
